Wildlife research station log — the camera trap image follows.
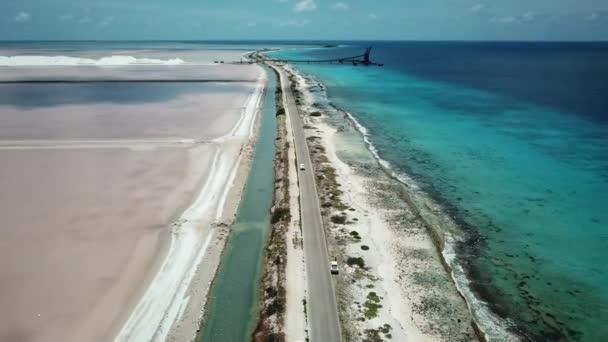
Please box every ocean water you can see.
[271,42,608,341]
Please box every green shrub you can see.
[271,207,290,224]
[347,256,365,268]
[330,215,347,224]
[363,292,383,319]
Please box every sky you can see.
[0,0,607,41]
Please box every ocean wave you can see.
[288,64,519,342]
[0,55,185,66]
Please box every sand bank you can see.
[281,80,308,342]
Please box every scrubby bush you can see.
[271,207,290,224]
[347,256,365,268]
[330,215,347,224]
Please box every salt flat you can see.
[0,57,265,342]
[0,65,262,82]
[0,147,213,342]
[0,82,256,140]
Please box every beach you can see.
[0,47,266,342]
[274,62,481,341]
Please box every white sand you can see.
[318,124,434,341]
[116,66,266,342]
[281,89,309,342]
[0,55,184,66]
[283,64,478,341]
[0,48,256,66]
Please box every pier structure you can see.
[260,46,383,66]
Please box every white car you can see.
[330,261,339,275]
[300,163,306,171]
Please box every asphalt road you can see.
[272,64,343,342]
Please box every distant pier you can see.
[254,47,383,67]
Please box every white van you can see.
[330,261,339,275]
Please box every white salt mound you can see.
[0,55,184,66]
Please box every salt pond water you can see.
[199,66,277,342]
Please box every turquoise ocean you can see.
[270,42,608,341]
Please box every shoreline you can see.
[115,65,267,342]
[278,62,494,341]
[337,92,518,342]
[339,109,511,341]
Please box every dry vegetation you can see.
[252,69,290,342]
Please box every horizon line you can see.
[0,39,607,43]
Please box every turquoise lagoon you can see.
[271,43,608,341]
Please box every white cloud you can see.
[295,0,316,12]
[332,2,349,11]
[15,12,31,23]
[494,16,515,24]
[470,4,486,13]
[76,8,93,24]
[522,12,536,21]
[368,13,377,20]
[97,16,114,29]
[59,14,74,21]
[79,16,93,24]
[280,19,310,27]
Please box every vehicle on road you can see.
[300,163,306,171]
[330,261,339,275]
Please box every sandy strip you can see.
[115,146,225,341]
[115,66,267,342]
[282,82,309,342]
[282,64,480,341]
